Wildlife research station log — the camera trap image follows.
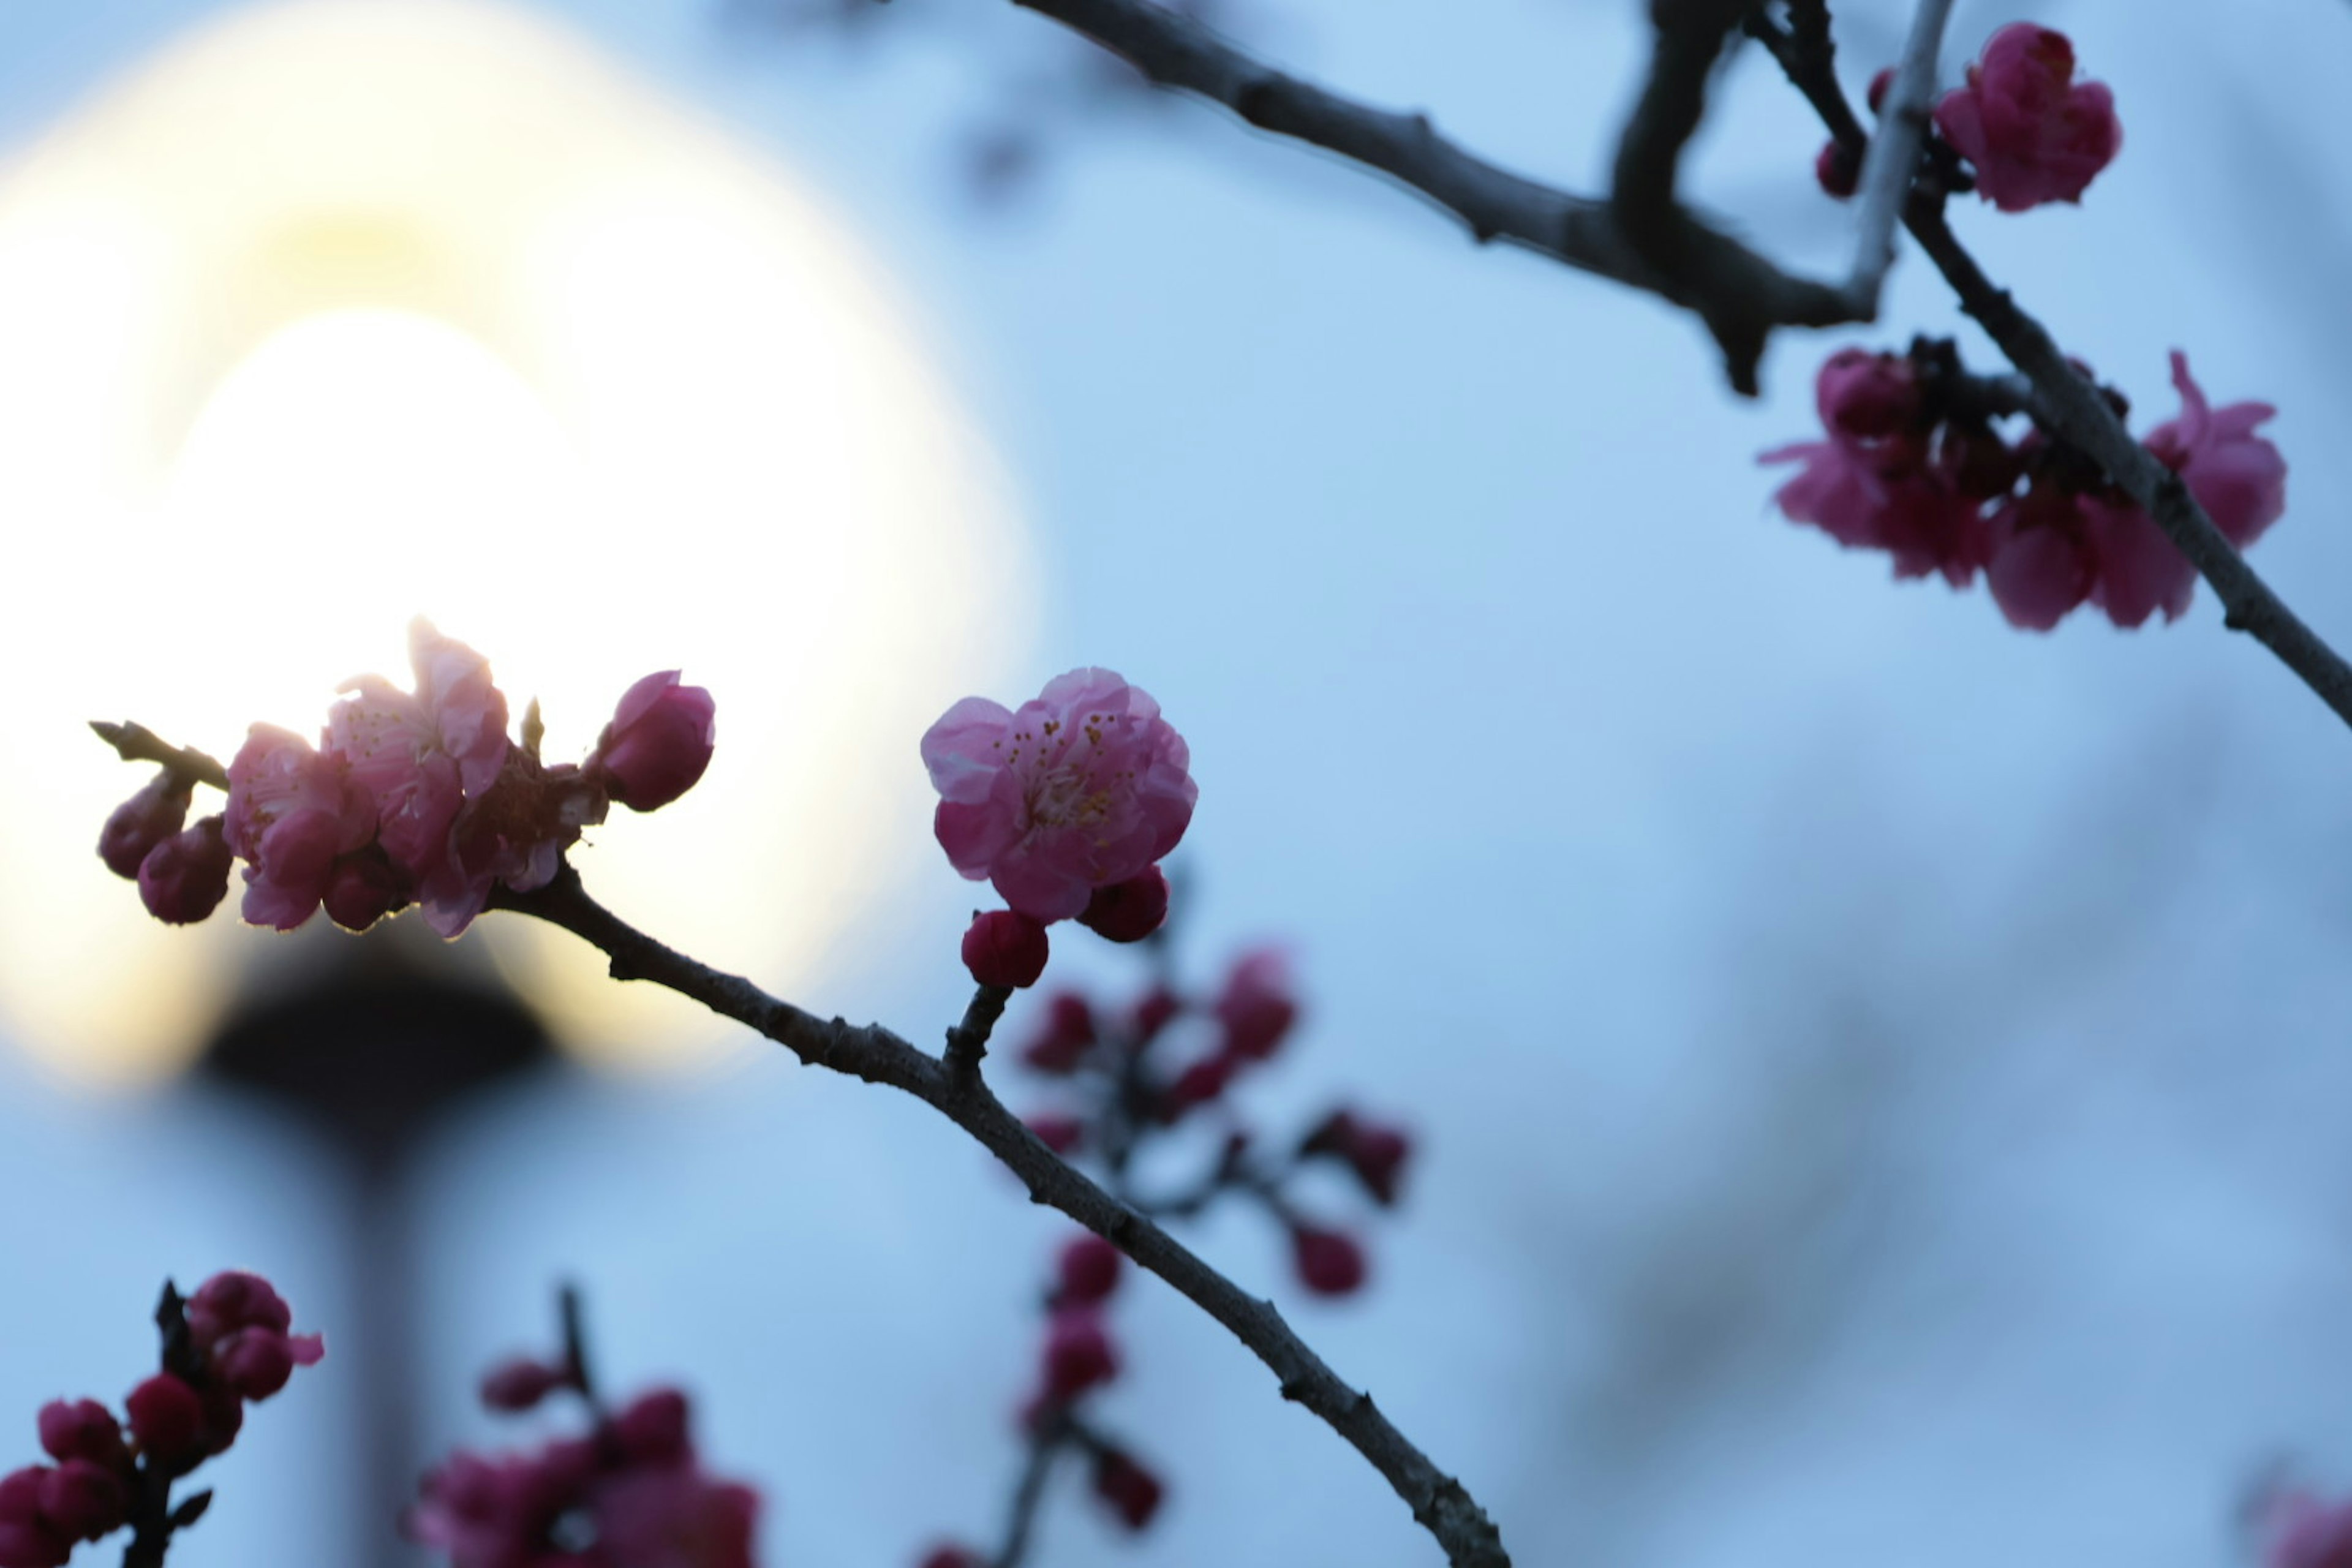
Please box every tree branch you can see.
[1838,0,1953,314]
[1000,0,1859,393]
[90,722,229,793]
[496,866,1511,1568]
[1754,7,2352,732]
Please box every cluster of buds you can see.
[1020,947,1410,1295]
[407,1292,760,1568]
[925,669,1198,990]
[0,1272,322,1568]
[913,1234,1167,1568]
[1816,24,2120,213]
[97,621,715,937]
[919,924,1413,1564]
[1763,340,2285,630]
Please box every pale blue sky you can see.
[1,2,2350,1565]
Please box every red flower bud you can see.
[216,1329,297,1401]
[962,911,1050,990]
[1301,1109,1414,1207]
[35,1403,123,1469]
[589,671,716,813]
[37,1461,126,1544]
[137,818,232,926]
[1040,1311,1119,1401]
[186,1271,293,1347]
[1814,138,1861,199]
[918,1548,986,1568]
[479,1356,571,1412]
[1867,66,1895,115]
[1020,993,1096,1074]
[1090,1447,1164,1531]
[1025,1114,1086,1155]
[1077,865,1169,944]
[1055,1235,1123,1305]
[612,1389,693,1466]
[1213,949,1297,1062]
[322,845,411,932]
[124,1376,204,1464]
[1156,1054,1233,1123]
[97,772,190,880]
[1289,1224,1368,1298]
[0,1467,67,1568]
[1130,986,1182,1046]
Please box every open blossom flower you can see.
[224,726,378,930]
[1986,355,2285,631]
[922,669,1196,923]
[2146,350,2286,548]
[1761,351,1991,587]
[1935,24,2119,211]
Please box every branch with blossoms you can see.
[1749,9,2352,728]
[0,1272,322,1568]
[405,1287,760,1568]
[92,625,1510,1568]
[916,924,1416,1568]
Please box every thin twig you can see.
[91,722,229,792]
[948,984,1014,1079]
[1001,0,1859,393]
[1839,0,1953,314]
[1756,7,2352,731]
[992,1409,1069,1568]
[496,865,1510,1568]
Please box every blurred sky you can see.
[1,1,2351,1565]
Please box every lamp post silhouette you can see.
[200,930,555,1567]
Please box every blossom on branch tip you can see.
[922,669,1195,923]
[137,816,232,925]
[124,1376,203,1464]
[589,671,716,813]
[97,771,190,880]
[1934,24,2119,212]
[962,910,1050,990]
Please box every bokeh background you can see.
[0,0,2347,1563]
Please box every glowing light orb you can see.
[0,0,1033,1084]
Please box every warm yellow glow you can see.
[0,0,1032,1085]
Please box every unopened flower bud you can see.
[1025,1114,1085,1155]
[1289,1224,1368,1298]
[216,1329,298,1401]
[36,1403,123,1469]
[1021,993,1096,1074]
[1814,138,1860,199]
[322,846,410,932]
[137,818,232,926]
[479,1356,571,1412]
[124,1376,204,1463]
[962,911,1050,990]
[0,1467,65,1568]
[1213,949,1297,1062]
[1090,1447,1164,1531]
[589,671,716,813]
[1055,1235,1123,1305]
[613,1389,693,1466]
[97,772,190,880]
[1301,1109,1415,1207]
[1867,66,1895,115]
[186,1272,292,1347]
[1077,865,1169,944]
[1040,1311,1119,1401]
[1156,1054,1233,1123]
[37,1461,126,1544]
[1131,985,1182,1045]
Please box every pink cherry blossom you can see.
[2146,350,2286,548]
[327,619,510,902]
[922,669,1196,923]
[1985,493,2095,631]
[1934,24,2120,212]
[224,725,377,930]
[2082,494,2197,628]
[421,753,608,937]
[1213,948,1299,1062]
[589,671,717,813]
